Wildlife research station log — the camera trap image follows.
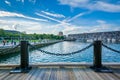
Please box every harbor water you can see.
[0,41,120,64]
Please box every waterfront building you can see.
[68,31,120,43]
[58,31,63,36]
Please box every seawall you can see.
[0,40,62,57]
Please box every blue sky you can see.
[0,0,120,35]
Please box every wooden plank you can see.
[32,68,51,80]
[49,68,57,80]
[0,65,120,80]
[57,66,76,80]
[1,70,28,80]
[73,66,91,80]
[24,67,38,80]
[84,68,104,80]
[113,73,120,79]
[109,66,120,78]
[67,68,76,80]
[15,73,28,80]
[57,67,62,80]
[2,74,17,80]
[0,70,8,77]
[0,69,10,80]
[29,68,42,80]
[57,67,70,80]
[39,68,51,80]
[98,72,120,80]
[107,73,120,80]
[35,68,45,80]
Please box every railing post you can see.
[10,41,31,73]
[93,40,102,68]
[91,40,113,72]
[20,41,29,69]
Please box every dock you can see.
[0,65,120,80]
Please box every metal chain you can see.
[102,43,120,53]
[29,43,93,56]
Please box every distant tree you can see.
[0,29,5,37]
[0,29,64,40]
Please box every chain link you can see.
[102,43,120,53]
[29,43,93,56]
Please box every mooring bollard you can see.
[91,40,113,72]
[20,41,29,70]
[10,41,31,73]
[93,40,102,68]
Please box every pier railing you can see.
[29,42,93,56]
[11,40,120,73]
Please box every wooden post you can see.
[20,41,29,69]
[93,40,102,68]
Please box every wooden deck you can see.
[0,65,120,80]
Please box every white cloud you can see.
[0,11,24,17]
[41,11,65,18]
[36,11,89,28]
[52,21,88,34]
[61,20,120,35]
[58,0,89,7]
[0,11,67,34]
[35,11,95,34]
[24,16,47,22]
[0,18,119,35]
[67,11,90,22]
[1,25,12,30]
[0,11,48,22]
[97,20,106,24]
[0,19,50,34]
[35,12,75,27]
[0,11,119,35]
[63,25,120,35]
[88,1,120,12]
[36,10,90,30]
[58,0,120,12]
[35,11,120,35]
[5,0,11,6]
[35,12,62,23]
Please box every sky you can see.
[0,0,120,35]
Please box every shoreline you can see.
[0,40,62,57]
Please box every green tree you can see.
[0,29,5,37]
